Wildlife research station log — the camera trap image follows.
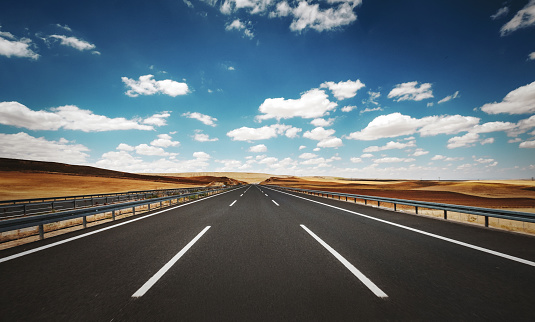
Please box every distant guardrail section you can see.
[0,187,214,219]
[266,185,535,227]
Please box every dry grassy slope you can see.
[261,177,535,209]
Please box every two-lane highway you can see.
[1,184,535,320]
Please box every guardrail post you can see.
[364,199,367,205]
[133,206,135,215]
[485,216,489,227]
[39,224,44,240]
[378,201,380,207]
[83,216,87,228]
[394,203,397,211]
[444,210,447,219]
[24,204,27,216]
[112,210,115,221]
[415,206,419,214]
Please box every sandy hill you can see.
[0,158,245,200]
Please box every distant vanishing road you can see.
[2,184,535,321]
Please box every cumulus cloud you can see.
[520,140,535,148]
[182,112,218,126]
[249,144,268,152]
[122,74,189,97]
[150,134,180,147]
[193,130,219,142]
[447,133,480,149]
[303,127,343,148]
[341,105,357,112]
[479,81,535,114]
[289,0,361,32]
[257,88,337,120]
[227,124,300,141]
[299,152,318,159]
[225,19,254,39]
[363,140,416,152]
[320,79,365,100]
[0,101,163,132]
[96,151,211,173]
[0,28,39,59]
[311,118,335,127]
[388,81,433,102]
[143,112,171,126]
[374,157,415,164]
[0,132,89,164]
[500,0,535,36]
[346,112,479,141]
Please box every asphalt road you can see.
[2,184,535,321]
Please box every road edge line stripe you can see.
[301,224,388,298]
[265,186,535,268]
[0,186,243,264]
[132,226,211,298]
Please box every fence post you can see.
[39,224,44,240]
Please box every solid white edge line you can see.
[132,226,211,298]
[230,200,237,206]
[0,186,244,264]
[272,200,279,206]
[264,186,535,268]
[265,194,268,197]
[301,224,388,298]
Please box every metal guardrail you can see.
[0,187,213,219]
[266,185,535,227]
[0,186,234,241]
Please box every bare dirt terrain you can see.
[0,158,245,201]
[146,172,289,184]
[261,177,535,210]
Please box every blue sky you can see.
[0,0,534,179]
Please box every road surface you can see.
[1,184,535,321]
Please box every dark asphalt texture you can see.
[1,184,535,321]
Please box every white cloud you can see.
[411,148,429,157]
[304,127,343,148]
[520,140,535,148]
[374,157,415,164]
[0,132,89,164]
[225,18,254,39]
[341,105,357,112]
[360,107,383,114]
[320,79,365,100]
[299,152,318,159]
[447,133,480,149]
[0,28,39,59]
[437,91,459,104]
[97,151,211,173]
[55,24,72,32]
[491,6,509,20]
[249,144,268,152]
[479,81,535,114]
[311,118,335,127]
[361,153,374,158]
[117,143,135,151]
[480,138,494,145]
[257,88,337,120]
[143,112,171,126]
[47,34,96,52]
[289,1,361,32]
[363,140,416,152]
[529,52,535,60]
[122,74,189,97]
[500,0,535,36]
[227,124,300,141]
[388,81,433,102]
[193,130,219,142]
[284,127,302,138]
[135,144,174,156]
[0,101,161,132]
[299,145,307,150]
[182,112,218,126]
[193,151,211,160]
[346,112,479,141]
[150,134,180,148]
[350,157,362,163]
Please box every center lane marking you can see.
[230,200,237,207]
[272,200,279,206]
[300,224,388,298]
[132,226,211,298]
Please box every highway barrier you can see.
[0,187,213,219]
[267,185,535,227]
[0,186,234,242]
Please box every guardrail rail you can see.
[0,186,235,242]
[265,185,535,227]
